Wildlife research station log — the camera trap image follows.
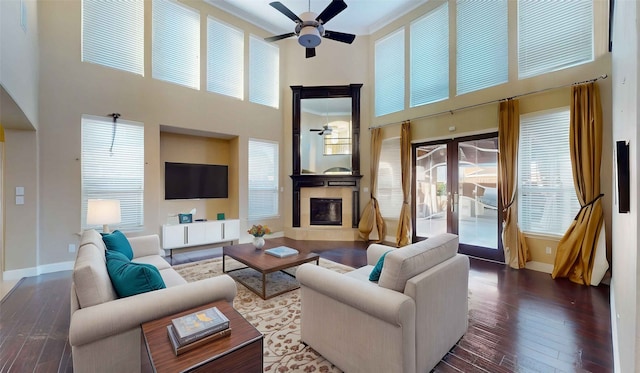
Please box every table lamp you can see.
[87,199,121,233]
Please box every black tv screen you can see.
[165,162,228,199]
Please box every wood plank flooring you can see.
[0,237,612,372]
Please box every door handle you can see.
[451,193,459,213]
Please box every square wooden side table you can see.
[142,300,263,373]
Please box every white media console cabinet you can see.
[162,219,240,257]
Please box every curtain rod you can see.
[369,74,608,130]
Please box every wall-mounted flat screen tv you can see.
[165,162,228,200]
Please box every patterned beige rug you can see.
[174,256,353,372]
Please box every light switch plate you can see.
[16,187,24,196]
[16,196,24,205]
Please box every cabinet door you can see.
[163,225,187,249]
[187,223,206,246]
[204,221,223,243]
[223,220,240,241]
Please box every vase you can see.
[253,236,265,249]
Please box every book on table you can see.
[170,306,230,346]
[264,246,299,258]
[167,325,232,355]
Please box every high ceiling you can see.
[204,0,429,35]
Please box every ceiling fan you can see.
[264,0,356,58]
[310,124,333,135]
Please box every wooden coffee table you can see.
[142,300,263,373]
[222,243,320,299]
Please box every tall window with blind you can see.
[374,28,404,117]
[81,0,144,76]
[518,108,579,236]
[207,17,244,99]
[376,138,403,218]
[518,0,593,79]
[411,3,449,107]
[249,36,279,108]
[152,0,200,89]
[456,0,508,95]
[248,139,279,219]
[81,115,144,231]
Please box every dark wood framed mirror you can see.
[290,84,363,228]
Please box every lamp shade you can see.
[87,199,121,232]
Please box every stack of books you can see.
[264,246,299,258]
[167,306,231,355]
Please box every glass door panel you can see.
[415,144,448,238]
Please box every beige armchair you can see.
[297,233,469,373]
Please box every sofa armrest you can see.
[297,263,414,325]
[366,243,394,266]
[69,275,236,347]
[128,235,163,258]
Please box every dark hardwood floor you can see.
[0,237,612,372]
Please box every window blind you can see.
[456,0,508,95]
[249,36,279,108]
[82,0,144,76]
[411,3,449,107]
[81,115,144,231]
[518,108,579,236]
[377,138,404,219]
[152,0,200,89]
[207,17,244,99]
[374,28,404,117]
[248,139,279,219]
[518,0,593,79]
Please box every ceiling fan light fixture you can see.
[298,26,321,48]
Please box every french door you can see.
[412,132,504,262]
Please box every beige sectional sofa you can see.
[297,233,469,373]
[69,229,237,373]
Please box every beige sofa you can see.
[297,233,469,373]
[69,229,237,373]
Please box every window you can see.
[207,17,244,99]
[518,0,593,79]
[152,0,200,89]
[82,0,144,75]
[375,28,404,117]
[518,108,579,236]
[377,138,403,218]
[248,139,279,219]
[411,3,449,107]
[249,36,279,108]
[81,115,144,231]
[456,0,508,95]
[323,121,351,155]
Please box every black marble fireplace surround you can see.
[310,198,343,226]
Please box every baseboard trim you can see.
[3,261,74,281]
[524,261,554,274]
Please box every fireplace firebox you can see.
[310,198,342,226]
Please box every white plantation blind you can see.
[518,0,593,79]
[377,138,403,218]
[411,3,449,107]
[152,0,200,89]
[375,28,404,117]
[456,0,508,95]
[81,115,144,231]
[82,0,144,76]
[249,36,279,108]
[518,108,579,236]
[248,139,279,219]
[207,17,244,99]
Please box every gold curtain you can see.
[358,128,385,242]
[498,99,530,268]
[552,83,604,285]
[396,121,412,247]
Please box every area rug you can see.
[173,256,353,372]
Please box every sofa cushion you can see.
[369,250,392,281]
[73,243,118,308]
[102,230,134,260]
[106,250,166,298]
[378,233,459,292]
[79,229,106,251]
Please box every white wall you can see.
[610,1,639,371]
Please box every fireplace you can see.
[310,198,342,226]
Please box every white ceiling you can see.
[204,0,429,36]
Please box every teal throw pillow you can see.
[101,230,134,260]
[369,250,392,282]
[105,250,166,298]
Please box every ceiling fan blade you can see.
[269,1,302,23]
[316,0,347,25]
[323,30,356,44]
[264,32,296,42]
[310,128,322,131]
[306,47,316,58]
